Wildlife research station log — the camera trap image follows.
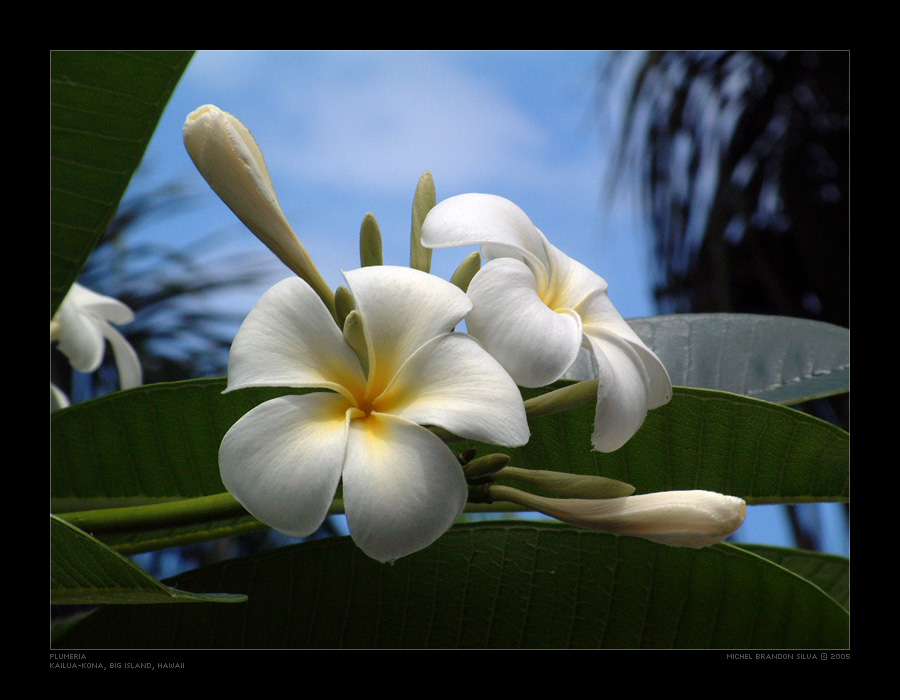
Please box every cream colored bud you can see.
[183,105,334,315]
[489,486,746,548]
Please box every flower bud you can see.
[410,171,435,273]
[359,212,384,267]
[489,486,746,548]
[335,285,356,328]
[462,453,511,480]
[342,310,368,375]
[449,251,482,292]
[183,105,334,315]
[493,466,634,498]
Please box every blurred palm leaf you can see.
[600,51,848,327]
[598,51,849,552]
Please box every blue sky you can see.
[119,50,848,556]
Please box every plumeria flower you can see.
[421,193,672,453]
[486,486,746,548]
[50,283,142,407]
[219,265,530,563]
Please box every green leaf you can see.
[51,515,246,605]
[50,50,194,317]
[734,543,850,612]
[51,381,849,547]
[50,379,848,562]
[50,381,280,509]
[474,385,849,505]
[52,522,849,649]
[619,314,850,404]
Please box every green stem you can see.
[58,493,248,535]
[523,380,599,418]
[54,490,847,541]
[55,493,532,537]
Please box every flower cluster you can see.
[184,104,746,562]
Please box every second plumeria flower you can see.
[219,265,529,563]
[421,194,672,452]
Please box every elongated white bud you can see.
[183,105,334,314]
[489,486,746,548]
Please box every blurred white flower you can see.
[490,486,747,548]
[51,283,142,407]
[422,193,672,452]
[219,266,529,563]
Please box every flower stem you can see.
[58,493,248,534]
[523,380,599,417]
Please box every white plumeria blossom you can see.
[421,193,672,453]
[51,283,142,406]
[492,487,746,548]
[219,265,530,563]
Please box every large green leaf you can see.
[50,50,194,316]
[735,543,850,612]
[480,386,849,504]
[619,314,849,404]
[52,522,849,649]
[51,515,246,605]
[51,381,848,523]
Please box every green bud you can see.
[524,380,600,418]
[492,466,635,499]
[449,251,482,292]
[462,453,511,480]
[410,171,436,272]
[342,310,368,375]
[359,212,383,267]
[335,286,356,329]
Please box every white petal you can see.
[342,412,468,562]
[55,293,105,372]
[421,193,552,291]
[532,490,747,548]
[343,266,472,395]
[97,319,143,389]
[51,383,70,411]
[219,393,351,537]
[586,332,652,453]
[579,289,672,410]
[466,258,583,387]
[380,333,529,446]
[226,277,366,399]
[68,284,135,325]
[542,243,609,311]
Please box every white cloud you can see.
[265,52,552,195]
